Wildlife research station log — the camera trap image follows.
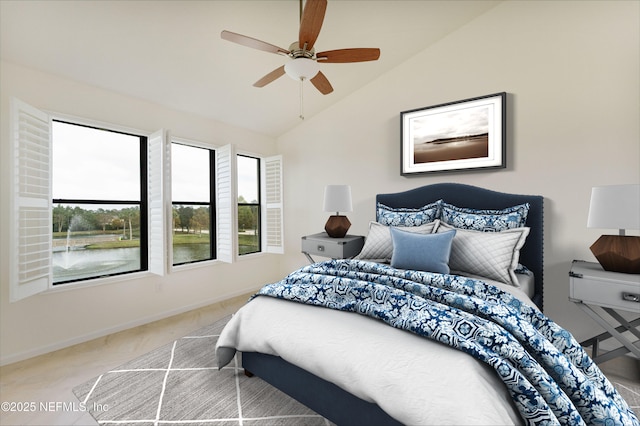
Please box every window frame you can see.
[236,153,284,257]
[50,119,149,285]
[237,154,262,256]
[170,140,217,266]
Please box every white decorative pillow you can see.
[436,222,530,286]
[355,220,439,263]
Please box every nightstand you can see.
[569,260,640,363]
[301,233,364,263]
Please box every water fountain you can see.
[53,215,139,283]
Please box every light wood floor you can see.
[0,293,249,426]
[1,293,638,425]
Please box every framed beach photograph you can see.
[401,92,506,175]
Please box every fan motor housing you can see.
[288,42,315,59]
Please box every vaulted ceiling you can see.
[1,0,501,137]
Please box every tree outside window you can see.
[237,155,260,255]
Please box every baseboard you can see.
[0,287,257,367]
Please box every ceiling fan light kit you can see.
[221,0,381,114]
[284,58,320,81]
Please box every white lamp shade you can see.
[587,184,640,230]
[323,185,352,214]
[284,58,320,81]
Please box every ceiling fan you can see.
[221,0,381,96]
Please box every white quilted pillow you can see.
[355,220,439,263]
[437,222,530,286]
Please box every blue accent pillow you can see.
[377,200,442,226]
[390,227,456,274]
[440,202,529,232]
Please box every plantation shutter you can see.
[10,98,52,302]
[262,155,284,254]
[215,144,236,263]
[148,129,171,275]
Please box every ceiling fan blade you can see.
[221,30,289,55]
[316,48,381,63]
[310,71,333,95]
[299,0,327,51]
[253,66,286,87]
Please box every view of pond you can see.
[173,244,210,265]
[52,232,255,283]
[52,247,140,283]
[52,242,213,283]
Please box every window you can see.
[10,98,283,302]
[171,143,215,265]
[237,155,260,255]
[51,120,147,284]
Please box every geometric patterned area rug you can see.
[73,313,640,425]
[73,315,332,425]
[612,373,640,418]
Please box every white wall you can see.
[277,1,639,341]
[0,61,282,365]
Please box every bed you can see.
[216,183,638,426]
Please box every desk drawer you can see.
[570,276,640,312]
[301,237,346,258]
[301,234,364,259]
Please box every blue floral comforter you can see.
[255,259,638,426]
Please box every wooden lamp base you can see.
[590,235,640,274]
[324,215,351,238]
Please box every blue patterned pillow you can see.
[377,200,442,226]
[515,263,532,275]
[440,202,529,232]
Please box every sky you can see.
[172,143,210,202]
[412,106,489,144]
[52,121,141,201]
[52,121,258,205]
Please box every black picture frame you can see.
[401,92,506,175]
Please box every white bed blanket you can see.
[216,295,523,425]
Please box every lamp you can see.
[323,185,353,238]
[587,184,640,274]
[284,58,320,81]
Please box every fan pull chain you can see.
[299,78,305,120]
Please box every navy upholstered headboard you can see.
[376,183,544,311]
